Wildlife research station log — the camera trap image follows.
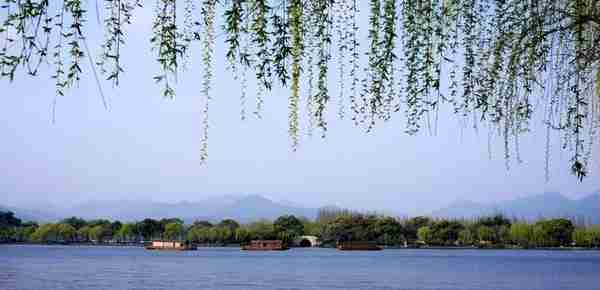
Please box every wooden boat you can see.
[145,240,197,251]
[336,241,382,251]
[242,240,289,251]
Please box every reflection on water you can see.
[1,245,599,290]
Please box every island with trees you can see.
[2,209,600,250]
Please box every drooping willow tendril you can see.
[98,0,141,87]
[314,0,331,137]
[151,0,182,98]
[200,0,216,164]
[288,0,302,150]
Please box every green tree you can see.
[458,229,474,246]
[218,219,240,232]
[57,223,77,242]
[510,223,533,248]
[572,228,591,247]
[373,217,404,246]
[115,223,137,243]
[404,216,432,242]
[89,224,111,243]
[163,222,184,241]
[247,220,276,240]
[273,215,304,239]
[235,227,251,244]
[13,222,38,242]
[31,224,59,243]
[0,211,21,242]
[431,220,464,245]
[77,226,91,242]
[0,211,21,228]
[417,226,432,245]
[477,226,495,244]
[60,217,87,230]
[302,221,322,237]
[534,219,574,247]
[137,219,162,241]
[192,220,214,228]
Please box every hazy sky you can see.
[1,3,598,215]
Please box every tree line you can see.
[1,209,600,249]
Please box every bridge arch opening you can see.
[299,239,312,247]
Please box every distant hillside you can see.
[5,194,318,223]
[431,192,600,223]
[0,204,60,222]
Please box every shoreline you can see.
[2,242,599,251]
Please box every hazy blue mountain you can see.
[432,192,600,223]
[5,194,318,223]
[0,204,60,222]
[215,194,317,222]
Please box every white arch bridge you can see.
[293,235,321,247]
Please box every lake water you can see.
[1,245,599,290]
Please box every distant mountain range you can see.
[1,194,318,223]
[431,192,600,223]
[4,192,600,224]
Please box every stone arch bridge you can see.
[293,235,320,247]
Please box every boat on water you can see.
[145,240,197,251]
[336,241,382,251]
[241,240,289,251]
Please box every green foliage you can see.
[31,224,59,243]
[77,225,91,242]
[321,214,380,243]
[250,0,272,107]
[510,223,533,248]
[477,226,495,243]
[98,0,141,87]
[372,217,403,245]
[200,0,216,164]
[151,0,183,98]
[533,219,575,247]
[192,220,213,228]
[56,223,76,242]
[89,224,112,242]
[273,214,304,238]
[0,211,21,228]
[417,226,432,244]
[137,218,162,240]
[271,1,290,87]
[430,220,464,245]
[247,219,276,240]
[218,219,240,231]
[572,228,590,247]
[288,0,302,149]
[0,216,18,241]
[163,222,184,240]
[403,216,432,241]
[458,229,474,245]
[115,223,138,242]
[60,216,86,230]
[4,212,600,249]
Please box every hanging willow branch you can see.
[314,0,332,137]
[200,0,216,164]
[98,0,141,87]
[288,0,302,149]
[2,0,600,180]
[151,0,182,98]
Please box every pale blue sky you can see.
[1,2,598,215]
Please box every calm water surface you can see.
[1,245,599,290]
